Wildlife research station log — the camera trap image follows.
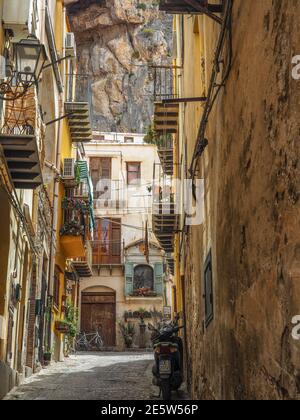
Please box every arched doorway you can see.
[81,287,116,347]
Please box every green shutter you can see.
[154,263,164,295]
[125,263,134,296]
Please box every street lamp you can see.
[0,37,47,101]
[14,38,47,86]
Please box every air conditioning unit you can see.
[3,0,38,40]
[65,33,77,58]
[62,158,75,179]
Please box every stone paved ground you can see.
[4,352,188,400]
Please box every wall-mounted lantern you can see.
[0,36,47,101]
[13,37,47,86]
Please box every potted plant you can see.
[55,320,70,333]
[136,307,147,324]
[119,322,136,349]
[43,349,52,366]
[63,302,79,357]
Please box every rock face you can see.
[67,0,172,133]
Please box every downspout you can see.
[46,3,67,350]
[49,100,64,296]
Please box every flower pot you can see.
[43,352,52,366]
[55,321,70,333]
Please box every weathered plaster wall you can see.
[181,1,300,400]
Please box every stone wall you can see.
[181,0,300,400]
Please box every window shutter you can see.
[125,262,134,296]
[154,262,164,295]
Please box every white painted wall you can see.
[80,135,166,348]
[85,132,160,246]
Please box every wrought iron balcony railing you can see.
[60,197,91,240]
[159,0,224,24]
[152,164,179,254]
[74,178,90,200]
[72,240,93,278]
[156,134,174,176]
[0,86,45,189]
[93,179,126,211]
[151,65,178,103]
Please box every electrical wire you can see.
[96,216,154,234]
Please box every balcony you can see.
[74,179,90,201]
[156,134,174,176]
[65,74,93,143]
[152,202,179,253]
[0,87,45,189]
[72,240,93,278]
[60,197,91,258]
[152,65,179,136]
[159,0,224,14]
[166,255,175,276]
[93,180,126,211]
[154,102,179,135]
[152,164,179,254]
[91,240,124,267]
[0,145,14,193]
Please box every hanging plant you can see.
[62,197,90,213]
[60,220,84,236]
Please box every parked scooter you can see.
[148,314,184,400]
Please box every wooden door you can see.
[81,292,116,347]
[93,218,121,265]
[90,157,112,199]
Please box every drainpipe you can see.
[46,95,64,351]
[48,97,64,296]
[46,3,67,351]
[44,160,60,177]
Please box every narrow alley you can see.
[4,352,155,400]
[1,0,300,402]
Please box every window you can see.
[204,250,213,327]
[124,136,134,143]
[125,262,164,296]
[133,265,154,291]
[53,266,60,309]
[90,157,112,199]
[93,218,121,265]
[94,134,105,141]
[127,162,141,185]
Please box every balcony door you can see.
[93,218,121,265]
[90,157,112,200]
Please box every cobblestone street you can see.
[5,353,157,400]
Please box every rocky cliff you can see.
[66,0,173,133]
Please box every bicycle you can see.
[85,330,104,351]
[75,332,90,351]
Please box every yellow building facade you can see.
[0,0,92,397]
